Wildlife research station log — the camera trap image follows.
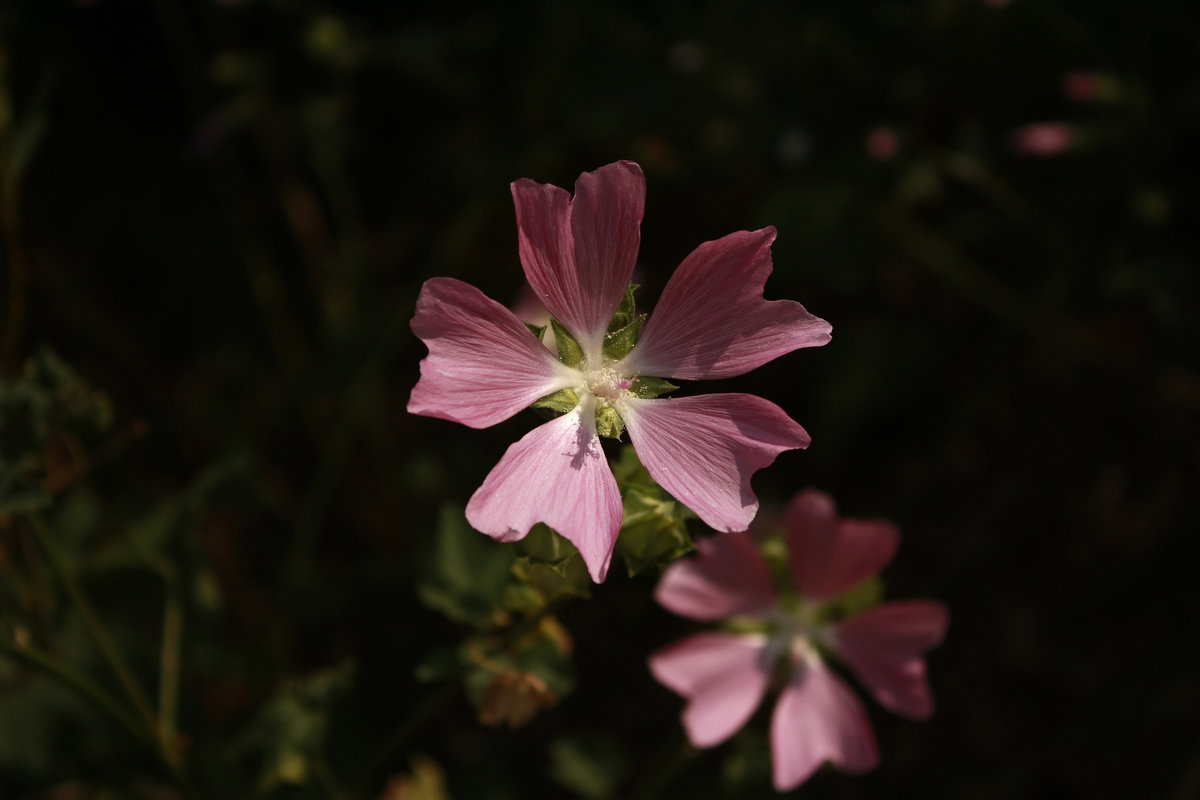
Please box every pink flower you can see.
[408,162,831,582]
[864,126,899,161]
[1062,71,1101,103]
[1009,121,1075,157]
[649,489,948,791]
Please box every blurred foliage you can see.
[0,0,1196,798]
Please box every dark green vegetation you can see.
[0,1,1197,797]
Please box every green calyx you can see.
[529,283,677,439]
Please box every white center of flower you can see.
[769,601,830,668]
[583,363,633,406]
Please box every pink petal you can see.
[770,662,879,791]
[408,278,577,429]
[654,531,778,621]
[833,600,949,719]
[623,228,831,381]
[622,394,811,532]
[648,632,772,748]
[784,489,900,602]
[511,161,645,356]
[465,403,621,582]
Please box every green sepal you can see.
[813,576,884,625]
[601,285,645,361]
[511,556,591,601]
[615,485,694,576]
[595,405,624,439]
[609,284,640,330]
[513,523,578,573]
[511,524,592,601]
[525,322,548,341]
[531,388,580,416]
[611,447,695,576]
[629,376,678,400]
[550,318,584,368]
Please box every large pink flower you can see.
[408,161,831,582]
[649,489,948,791]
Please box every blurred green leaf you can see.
[228,660,355,792]
[548,733,632,799]
[417,505,516,626]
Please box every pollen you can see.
[584,364,633,403]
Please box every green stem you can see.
[26,515,158,735]
[0,636,150,748]
[157,563,185,767]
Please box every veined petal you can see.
[648,632,771,748]
[622,394,811,533]
[770,662,879,791]
[465,402,621,582]
[784,489,900,601]
[624,228,831,380]
[408,278,577,429]
[655,531,778,621]
[833,600,949,719]
[512,161,644,357]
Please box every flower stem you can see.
[26,515,159,740]
[157,562,185,767]
[0,635,150,748]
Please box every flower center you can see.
[584,364,632,404]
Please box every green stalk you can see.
[157,563,184,767]
[0,636,150,749]
[26,515,158,734]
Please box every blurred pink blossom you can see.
[408,162,831,582]
[865,126,899,161]
[1062,71,1102,102]
[650,489,948,791]
[1009,121,1075,157]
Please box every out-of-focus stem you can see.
[26,515,158,737]
[0,635,149,749]
[157,562,184,766]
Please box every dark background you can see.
[1,1,1198,798]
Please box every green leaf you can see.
[548,733,632,799]
[610,445,655,490]
[416,505,516,626]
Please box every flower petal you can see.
[465,403,621,582]
[511,161,645,356]
[833,600,949,719]
[648,633,771,748]
[654,531,778,621]
[622,394,810,532]
[784,489,900,601]
[624,227,831,380]
[770,662,879,791]
[408,278,577,429]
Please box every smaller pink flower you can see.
[649,489,948,791]
[1062,71,1101,103]
[1009,121,1075,157]
[864,126,899,161]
